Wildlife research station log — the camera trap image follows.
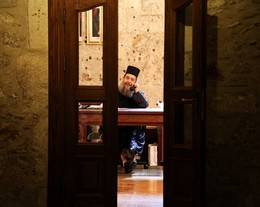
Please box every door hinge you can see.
[63,56,66,71]
[200,90,205,120]
[63,6,66,71]
[63,7,66,23]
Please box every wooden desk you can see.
[78,108,164,164]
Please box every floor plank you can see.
[118,166,163,207]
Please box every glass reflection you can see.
[78,102,103,144]
[184,22,192,87]
[78,6,103,86]
[183,103,192,144]
[173,103,192,145]
[176,3,193,87]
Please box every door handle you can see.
[173,98,194,103]
[180,98,194,103]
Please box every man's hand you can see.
[133,83,140,93]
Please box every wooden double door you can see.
[48,0,206,206]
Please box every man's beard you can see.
[118,81,134,97]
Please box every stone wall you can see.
[206,0,260,206]
[0,0,48,206]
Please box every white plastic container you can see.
[148,143,158,166]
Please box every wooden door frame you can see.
[48,0,206,206]
[48,0,66,205]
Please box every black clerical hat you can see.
[126,65,140,78]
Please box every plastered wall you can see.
[79,0,164,107]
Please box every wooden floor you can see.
[117,165,163,207]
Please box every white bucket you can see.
[148,143,158,166]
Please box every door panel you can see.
[48,0,118,206]
[164,0,206,206]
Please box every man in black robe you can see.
[118,65,149,173]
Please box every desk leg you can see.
[78,123,86,143]
[157,126,164,165]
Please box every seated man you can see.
[118,65,149,173]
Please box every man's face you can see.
[118,73,137,97]
[123,74,137,88]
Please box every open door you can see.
[164,0,206,206]
[48,0,118,206]
[49,0,206,206]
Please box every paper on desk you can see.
[87,103,103,109]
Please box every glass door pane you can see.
[78,6,103,86]
[172,102,193,145]
[175,3,193,87]
[78,101,103,144]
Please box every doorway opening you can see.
[116,1,165,206]
[78,1,165,205]
[48,0,206,206]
